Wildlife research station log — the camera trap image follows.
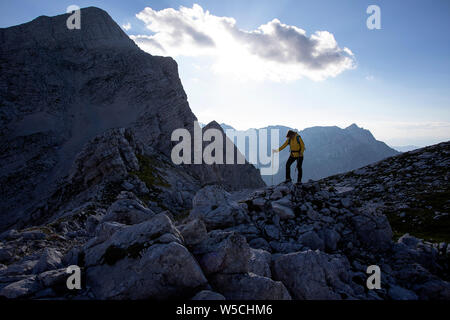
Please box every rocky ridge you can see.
[0,142,448,300]
[320,141,450,244]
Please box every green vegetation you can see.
[131,154,171,189]
[385,190,450,243]
[173,209,191,222]
[23,226,53,236]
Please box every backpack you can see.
[288,135,302,147]
[288,135,303,154]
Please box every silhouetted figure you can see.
[274,130,306,184]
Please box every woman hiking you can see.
[273,130,306,184]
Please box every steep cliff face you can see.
[0,7,263,231]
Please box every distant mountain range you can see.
[391,145,420,153]
[221,123,400,185]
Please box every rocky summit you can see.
[0,141,449,300]
[0,7,264,232]
[0,7,448,301]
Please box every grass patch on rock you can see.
[131,154,171,189]
[385,190,450,243]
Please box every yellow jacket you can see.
[278,133,305,158]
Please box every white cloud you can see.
[130,4,355,82]
[365,75,375,81]
[122,22,131,31]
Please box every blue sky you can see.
[1,0,450,147]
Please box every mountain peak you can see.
[345,123,360,130]
[1,6,137,52]
[204,120,223,132]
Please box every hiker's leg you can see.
[297,156,304,183]
[286,157,295,181]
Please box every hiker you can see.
[273,130,306,184]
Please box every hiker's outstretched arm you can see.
[278,140,289,152]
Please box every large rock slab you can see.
[298,231,325,251]
[351,213,392,251]
[102,198,155,225]
[273,250,355,300]
[178,219,208,247]
[191,231,251,275]
[271,202,295,220]
[84,213,207,299]
[248,248,272,278]
[190,186,249,230]
[87,242,207,300]
[32,248,63,274]
[0,276,41,299]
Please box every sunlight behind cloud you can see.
[130,4,355,82]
